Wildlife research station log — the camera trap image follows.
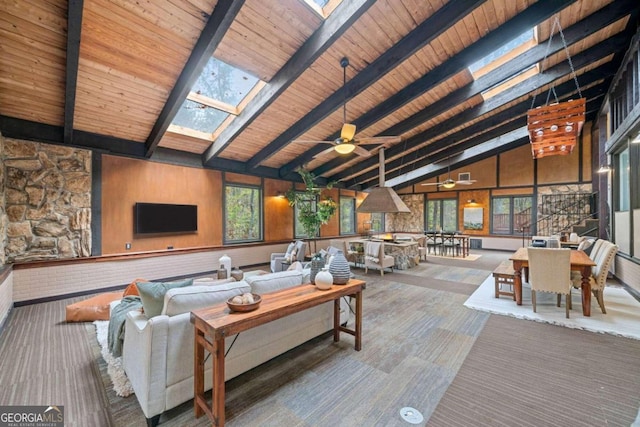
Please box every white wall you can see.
[12,243,288,302]
[0,271,13,327]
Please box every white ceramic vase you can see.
[314,268,333,290]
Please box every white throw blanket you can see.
[365,241,380,263]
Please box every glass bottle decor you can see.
[310,255,324,284]
[328,250,351,285]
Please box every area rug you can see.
[464,274,640,340]
[93,320,134,397]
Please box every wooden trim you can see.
[145,0,245,156]
[64,0,84,145]
[186,92,239,115]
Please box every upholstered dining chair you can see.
[571,240,618,314]
[364,241,394,276]
[414,236,427,261]
[527,247,572,318]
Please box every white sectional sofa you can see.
[119,270,351,426]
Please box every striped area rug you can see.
[428,315,640,426]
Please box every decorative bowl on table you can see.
[227,293,262,312]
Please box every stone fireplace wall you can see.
[386,194,425,232]
[3,138,92,263]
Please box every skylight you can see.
[171,57,262,137]
[469,30,535,77]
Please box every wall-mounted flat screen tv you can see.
[134,203,198,234]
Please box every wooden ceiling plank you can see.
[332,49,617,186]
[308,0,626,179]
[280,0,572,179]
[64,0,83,145]
[356,83,606,187]
[245,0,486,171]
[202,0,378,167]
[145,0,245,156]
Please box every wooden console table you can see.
[190,279,365,426]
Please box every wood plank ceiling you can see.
[0,0,637,189]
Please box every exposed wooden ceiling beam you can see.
[356,85,607,189]
[244,0,488,170]
[388,109,599,190]
[63,0,84,145]
[145,0,245,157]
[279,0,578,178]
[0,115,146,157]
[202,0,379,167]
[328,33,625,185]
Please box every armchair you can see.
[364,241,394,276]
[330,239,358,265]
[270,240,307,272]
[527,248,572,318]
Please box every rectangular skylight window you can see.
[469,30,534,74]
[172,99,229,134]
[191,57,260,107]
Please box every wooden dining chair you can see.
[527,247,572,318]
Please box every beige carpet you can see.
[464,274,640,340]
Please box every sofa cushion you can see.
[123,278,148,297]
[65,291,123,322]
[137,279,193,317]
[162,281,251,316]
[245,270,303,294]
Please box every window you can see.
[426,199,457,232]
[491,196,533,235]
[171,57,263,136]
[370,212,384,233]
[340,197,356,235]
[616,148,630,212]
[294,192,317,239]
[224,184,262,243]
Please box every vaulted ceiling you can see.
[1,0,638,189]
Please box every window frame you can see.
[339,196,356,235]
[425,198,458,232]
[294,191,318,239]
[490,195,533,235]
[223,183,263,244]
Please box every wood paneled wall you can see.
[101,155,223,254]
[101,156,368,254]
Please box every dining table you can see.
[509,247,596,316]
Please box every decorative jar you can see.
[310,256,324,284]
[329,250,351,285]
[314,268,333,290]
[219,254,231,278]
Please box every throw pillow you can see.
[123,278,148,297]
[137,279,193,318]
[287,261,303,272]
[285,242,295,256]
[290,248,297,261]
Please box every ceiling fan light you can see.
[550,124,558,131]
[442,180,456,189]
[334,143,356,154]
[341,123,356,141]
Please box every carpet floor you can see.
[2,249,640,426]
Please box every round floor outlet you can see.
[400,406,424,424]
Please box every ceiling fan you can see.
[421,161,477,189]
[291,57,401,158]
